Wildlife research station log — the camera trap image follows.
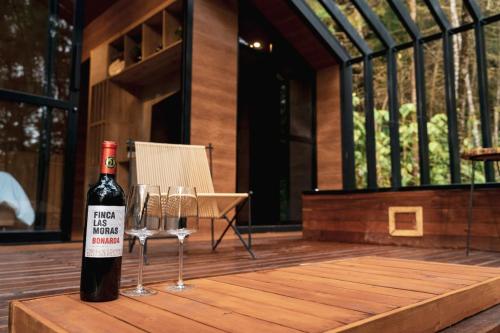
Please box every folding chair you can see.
[133,141,255,259]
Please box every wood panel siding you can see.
[316,65,342,189]
[303,188,500,252]
[251,0,337,69]
[83,0,168,61]
[190,0,238,194]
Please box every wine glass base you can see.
[166,284,193,292]
[121,287,157,297]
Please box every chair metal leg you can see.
[212,218,233,250]
[211,219,215,248]
[128,236,136,253]
[248,192,252,250]
[212,196,256,259]
[466,161,476,256]
[229,220,256,259]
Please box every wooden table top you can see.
[461,147,500,161]
[9,256,500,333]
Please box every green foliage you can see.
[353,101,486,188]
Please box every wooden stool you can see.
[461,147,500,256]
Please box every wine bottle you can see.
[80,141,125,302]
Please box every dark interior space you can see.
[150,92,182,144]
[237,0,315,228]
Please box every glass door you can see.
[0,0,83,242]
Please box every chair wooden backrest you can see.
[134,142,248,219]
[135,142,215,193]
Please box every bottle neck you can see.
[99,173,116,180]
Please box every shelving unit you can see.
[110,40,182,89]
[106,4,182,82]
[85,0,184,196]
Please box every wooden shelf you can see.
[110,40,182,89]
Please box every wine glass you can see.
[121,184,162,297]
[163,186,199,291]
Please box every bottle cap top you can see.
[102,141,117,149]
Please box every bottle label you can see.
[85,205,125,258]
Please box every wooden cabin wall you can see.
[316,65,342,190]
[303,189,500,252]
[190,0,238,194]
[84,0,238,195]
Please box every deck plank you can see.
[67,294,224,333]
[265,269,434,300]
[291,264,454,294]
[328,261,484,284]
[192,279,368,323]
[152,282,345,332]
[11,295,143,333]
[130,289,303,333]
[209,274,397,314]
[230,270,417,307]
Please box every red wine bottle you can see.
[80,141,125,302]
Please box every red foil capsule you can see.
[100,141,118,175]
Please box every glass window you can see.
[336,0,385,52]
[485,21,500,181]
[423,40,451,184]
[0,0,74,100]
[404,0,441,36]
[352,62,367,188]
[453,29,485,183]
[477,0,500,18]
[397,48,420,186]
[372,56,392,187]
[439,0,473,27]
[364,0,412,45]
[305,0,362,58]
[0,1,48,96]
[0,101,67,231]
[53,1,75,101]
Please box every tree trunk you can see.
[429,57,439,117]
[494,66,500,147]
[449,0,461,96]
[464,61,481,147]
[410,0,417,106]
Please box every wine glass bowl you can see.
[163,186,199,291]
[121,184,162,297]
[164,189,199,238]
[126,189,162,238]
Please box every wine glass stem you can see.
[137,237,146,291]
[177,237,185,287]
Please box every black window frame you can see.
[0,0,84,243]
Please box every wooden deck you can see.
[9,256,500,332]
[2,232,500,332]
